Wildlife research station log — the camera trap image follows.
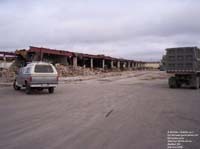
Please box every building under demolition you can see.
[15,46,145,70]
[0,46,151,79]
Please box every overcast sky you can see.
[0,0,199,60]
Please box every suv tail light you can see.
[29,76,32,82]
[56,75,59,81]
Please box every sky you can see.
[0,0,200,61]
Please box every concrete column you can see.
[40,52,43,61]
[102,59,105,69]
[117,61,120,69]
[3,54,6,69]
[3,54,6,61]
[111,61,114,69]
[73,57,77,68]
[134,62,136,69]
[123,62,126,68]
[138,63,141,69]
[90,58,93,69]
[132,62,135,70]
[83,59,86,68]
[128,62,131,69]
[132,62,134,69]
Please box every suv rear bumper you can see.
[30,84,58,88]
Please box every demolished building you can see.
[1,46,146,78]
[18,46,145,70]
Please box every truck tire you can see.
[168,77,177,88]
[13,80,21,90]
[176,82,181,88]
[190,75,199,89]
[48,87,54,94]
[25,84,31,94]
[199,77,200,88]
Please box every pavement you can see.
[0,71,199,149]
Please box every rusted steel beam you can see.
[27,46,144,64]
[0,51,16,56]
[29,46,73,57]
[75,52,118,60]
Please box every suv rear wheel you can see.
[25,83,31,94]
[13,80,21,90]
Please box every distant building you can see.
[144,61,160,70]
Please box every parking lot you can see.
[0,71,199,149]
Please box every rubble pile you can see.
[0,68,15,82]
[55,64,110,77]
[0,61,19,82]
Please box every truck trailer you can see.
[164,47,200,89]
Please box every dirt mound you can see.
[55,64,100,77]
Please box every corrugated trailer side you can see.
[165,47,200,89]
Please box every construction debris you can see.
[0,68,15,82]
[0,46,154,83]
[55,64,108,77]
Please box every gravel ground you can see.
[0,71,199,149]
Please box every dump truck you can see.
[164,47,200,89]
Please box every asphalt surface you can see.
[0,71,199,149]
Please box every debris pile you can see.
[0,68,15,82]
[0,61,17,82]
[55,64,108,77]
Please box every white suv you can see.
[13,62,58,94]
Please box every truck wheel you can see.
[176,82,181,88]
[199,77,200,88]
[190,76,199,89]
[25,84,31,94]
[48,87,54,94]
[168,77,177,88]
[13,80,21,90]
[197,77,200,89]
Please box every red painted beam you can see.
[27,46,141,63]
[0,51,16,56]
[29,46,73,57]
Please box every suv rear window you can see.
[34,65,54,73]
